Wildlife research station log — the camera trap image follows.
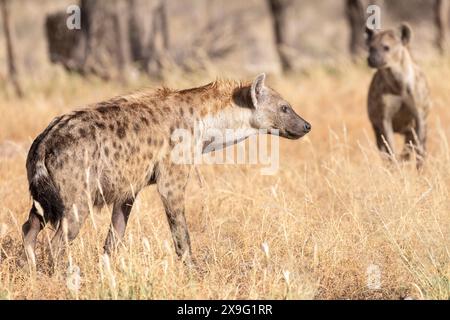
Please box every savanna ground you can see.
[0,59,449,300]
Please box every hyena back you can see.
[22,74,311,267]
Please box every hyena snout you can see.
[283,116,311,139]
[367,49,386,69]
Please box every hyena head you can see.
[247,73,311,139]
[365,23,412,69]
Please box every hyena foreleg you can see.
[104,197,135,254]
[373,120,395,158]
[157,162,193,266]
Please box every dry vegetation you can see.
[0,58,450,300]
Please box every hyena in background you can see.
[366,23,431,167]
[22,73,311,267]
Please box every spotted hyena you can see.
[366,23,431,167]
[22,73,311,267]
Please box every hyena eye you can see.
[280,105,289,113]
[383,45,390,52]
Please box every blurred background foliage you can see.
[0,0,449,96]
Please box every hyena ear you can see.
[250,73,266,108]
[399,23,412,45]
[365,27,375,45]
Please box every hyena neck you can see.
[197,85,258,152]
[384,49,416,94]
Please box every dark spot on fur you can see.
[104,147,109,157]
[89,125,96,138]
[133,123,141,133]
[141,117,149,126]
[112,141,117,148]
[97,106,109,114]
[114,152,120,160]
[79,128,87,138]
[147,137,152,145]
[189,107,194,115]
[109,124,115,131]
[48,133,76,155]
[97,105,120,114]
[95,121,106,130]
[117,126,126,139]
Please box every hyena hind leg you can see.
[104,197,136,255]
[49,204,87,269]
[20,205,44,268]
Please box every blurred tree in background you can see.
[267,0,293,72]
[345,0,365,59]
[1,0,449,89]
[434,0,449,54]
[45,0,169,80]
[1,0,22,97]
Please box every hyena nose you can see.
[303,122,311,133]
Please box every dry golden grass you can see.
[0,60,449,300]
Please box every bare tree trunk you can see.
[46,0,169,79]
[81,0,127,80]
[112,0,130,82]
[435,0,449,54]
[266,0,292,73]
[346,0,365,59]
[45,11,86,73]
[128,0,146,65]
[159,1,169,51]
[1,0,23,97]
[144,0,170,77]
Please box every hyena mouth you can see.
[368,57,387,69]
[285,130,304,139]
[268,128,304,139]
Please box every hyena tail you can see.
[26,117,65,227]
